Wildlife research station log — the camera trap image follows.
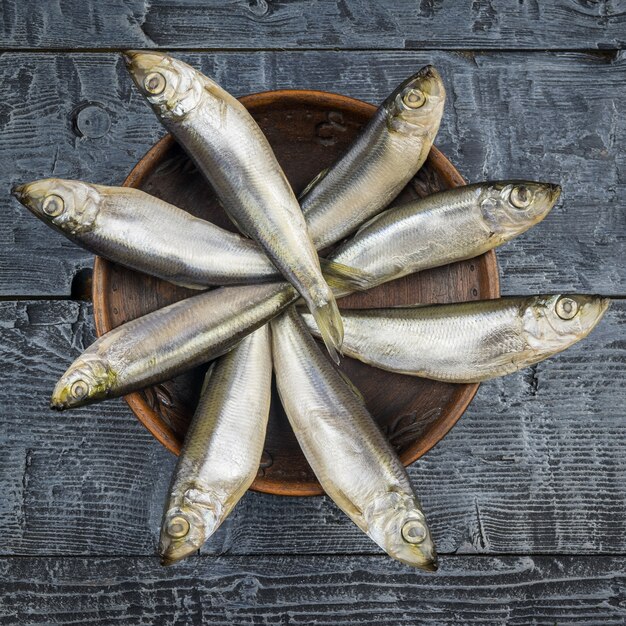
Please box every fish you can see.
[11,178,367,290]
[329,181,561,294]
[12,179,279,287]
[271,307,437,571]
[159,326,272,565]
[123,50,347,362]
[301,66,446,250]
[50,282,298,409]
[300,295,610,382]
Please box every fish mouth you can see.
[50,380,68,410]
[410,65,445,104]
[417,65,439,81]
[416,65,444,93]
[159,547,197,567]
[122,49,169,72]
[122,50,143,67]
[593,296,612,322]
[549,183,562,204]
[49,393,92,411]
[50,381,81,411]
[50,390,69,411]
[421,556,439,572]
[158,530,203,567]
[11,183,26,202]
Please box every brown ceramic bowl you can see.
[92,90,500,496]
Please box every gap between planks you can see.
[0,48,622,56]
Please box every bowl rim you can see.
[92,88,500,496]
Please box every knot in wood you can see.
[72,102,111,139]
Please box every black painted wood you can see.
[1,556,626,625]
[2,7,626,620]
[1,50,624,296]
[1,299,623,557]
[1,0,625,51]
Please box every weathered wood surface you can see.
[2,8,626,621]
[1,555,626,626]
[1,298,623,557]
[2,0,626,51]
[1,50,624,297]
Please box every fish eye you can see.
[144,72,166,95]
[42,194,65,217]
[166,515,190,538]
[70,379,89,399]
[555,296,579,320]
[401,519,427,544]
[510,185,533,209]
[402,88,426,109]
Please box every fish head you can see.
[364,491,438,571]
[12,178,102,235]
[386,65,446,137]
[479,181,561,238]
[123,51,204,120]
[159,487,220,565]
[522,294,610,352]
[50,355,115,410]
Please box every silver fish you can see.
[124,50,346,362]
[159,326,272,565]
[12,179,278,287]
[301,295,610,382]
[301,66,446,249]
[329,181,561,293]
[12,178,366,290]
[272,308,437,571]
[50,282,297,409]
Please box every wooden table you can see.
[1,2,625,623]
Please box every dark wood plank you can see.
[1,50,624,296]
[2,0,625,51]
[1,555,626,625]
[1,298,624,556]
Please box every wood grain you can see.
[1,0,625,51]
[1,299,622,556]
[2,3,625,621]
[2,50,624,296]
[1,555,626,625]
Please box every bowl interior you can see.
[92,90,499,496]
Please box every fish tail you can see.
[309,299,344,364]
[319,258,374,292]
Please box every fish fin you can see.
[199,362,217,396]
[298,168,329,199]
[331,485,365,527]
[320,258,374,291]
[310,300,344,365]
[174,282,208,290]
[453,351,533,383]
[337,369,366,405]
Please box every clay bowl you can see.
[92,90,500,496]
